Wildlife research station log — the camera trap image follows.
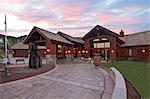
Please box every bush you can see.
[57,55,66,60]
[120,57,126,61]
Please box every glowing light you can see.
[111,50,114,53]
[78,51,81,54]
[12,51,14,54]
[68,50,71,53]
[65,51,68,54]
[44,51,47,54]
[85,51,88,53]
[46,49,50,52]
[82,50,85,53]
[142,49,145,53]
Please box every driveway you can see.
[0,63,105,99]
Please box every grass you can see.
[102,60,150,99]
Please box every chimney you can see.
[120,29,124,37]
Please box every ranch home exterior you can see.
[11,25,149,61]
[83,25,150,61]
[23,26,84,59]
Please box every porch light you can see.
[85,51,88,53]
[46,48,50,52]
[82,50,85,53]
[12,51,14,54]
[65,51,68,54]
[68,50,70,53]
[78,51,81,54]
[142,49,145,53]
[111,50,114,53]
[44,51,47,54]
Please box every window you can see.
[102,37,108,41]
[128,49,133,56]
[57,45,62,53]
[0,38,3,42]
[93,39,99,42]
[104,42,110,48]
[93,42,110,48]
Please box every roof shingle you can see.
[120,30,150,47]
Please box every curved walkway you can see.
[0,64,106,99]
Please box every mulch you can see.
[0,64,55,84]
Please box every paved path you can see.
[0,64,105,99]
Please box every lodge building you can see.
[10,25,150,61]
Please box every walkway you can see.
[0,64,106,99]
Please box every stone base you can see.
[45,55,56,65]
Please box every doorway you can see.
[102,49,109,61]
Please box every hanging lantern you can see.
[82,50,85,53]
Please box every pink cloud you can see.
[98,12,142,25]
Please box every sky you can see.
[0,0,149,37]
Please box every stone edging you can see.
[0,65,59,87]
[111,67,127,99]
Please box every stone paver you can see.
[0,63,105,99]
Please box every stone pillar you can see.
[45,40,57,64]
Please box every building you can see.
[23,26,84,59]
[57,31,84,57]
[10,42,46,57]
[119,30,150,61]
[10,25,149,61]
[83,25,124,61]
[83,25,150,61]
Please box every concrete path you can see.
[0,64,105,99]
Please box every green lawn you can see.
[102,60,150,99]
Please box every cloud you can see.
[0,0,149,37]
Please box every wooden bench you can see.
[16,59,25,64]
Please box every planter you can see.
[93,56,101,66]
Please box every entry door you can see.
[102,49,108,61]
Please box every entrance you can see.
[102,49,109,61]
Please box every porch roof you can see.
[10,42,46,50]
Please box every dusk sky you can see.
[0,0,149,37]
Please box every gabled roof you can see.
[57,31,84,44]
[82,25,119,40]
[120,30,150,47]
[23,26,73,45]
[10,42,46,50]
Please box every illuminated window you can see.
[93,39,99,42]
[102,37,108,41]
[93,42,110,48]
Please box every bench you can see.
[16,59,25,64]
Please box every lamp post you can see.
[4,14,7,76]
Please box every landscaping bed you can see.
[0,64,55,84]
